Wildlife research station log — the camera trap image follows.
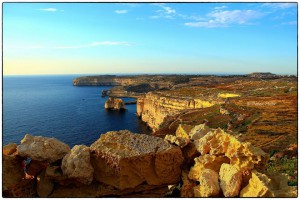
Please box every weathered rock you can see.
[193,169,220,197]
[90,130,183,190]
[240,170,275,197]
[3,155,25,191]
[240,171,297,197]
[61,145,94,185]
[219,163,242,197]
[181,169,196,197]
[26,160,48,177]
[104,97,126,110]
[194,128,269,170]
[164,134,189,148]
[37,170,54,197]
[3,143,18,156]
[17,134,70,163]
[175,124,193,140]
[189,123,211,140]
[188,154,229,181]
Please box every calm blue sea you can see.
[3,75,150,147]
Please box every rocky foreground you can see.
[3,125,297,197]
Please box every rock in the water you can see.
[37,170,54,197]
[3,143,18,156]
[164,134,189,148]
[17,134,70,163]
[219,163,242,197]
[62,145,94,185]
[189,123,211,140]
[104,97,126,110]
[193,169,220,197]
[90,130,183,190]
[188,154,229,181]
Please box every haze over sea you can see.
[3,75,150,147]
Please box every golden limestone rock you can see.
[240,171,297,197]
[17,134,70,163]
[61,145,94,185]
[189,123,211,141]
[240,170,275,197]
[188,154,229,181]
[164,134,189,148]
[175,124,193,140]
[90,130,183,190]
[104,97,126,110]
[194,128,269,171]
[3,143,18,156]
[219,163,242,197]
[193,169,220,197]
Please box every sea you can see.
[3,75,151,147]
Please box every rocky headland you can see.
[3,126,297,197]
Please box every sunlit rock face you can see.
[90,130,184,190]
[137,92,217,131]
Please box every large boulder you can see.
[90,130,183,190]
[104,97,126,110]
[219,163,242,197]
[17,134,70,163]
[193,169,220,197]
[61,145,94,185]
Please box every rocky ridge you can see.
[3,125,296,197]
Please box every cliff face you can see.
[137,92,219,131]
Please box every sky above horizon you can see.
[3,2,298,75]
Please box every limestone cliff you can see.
[137,92,221,131]
[104,97,126,110]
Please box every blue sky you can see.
[3,2,297,75]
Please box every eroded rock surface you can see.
[37,170,54,197]
[194,128,269,170]
[17,134,70,163]
[193,169,220,197]
[219,163,242,197]
[90,130,183,190]
[62,145,94,185]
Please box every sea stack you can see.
[104,97,126,110]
